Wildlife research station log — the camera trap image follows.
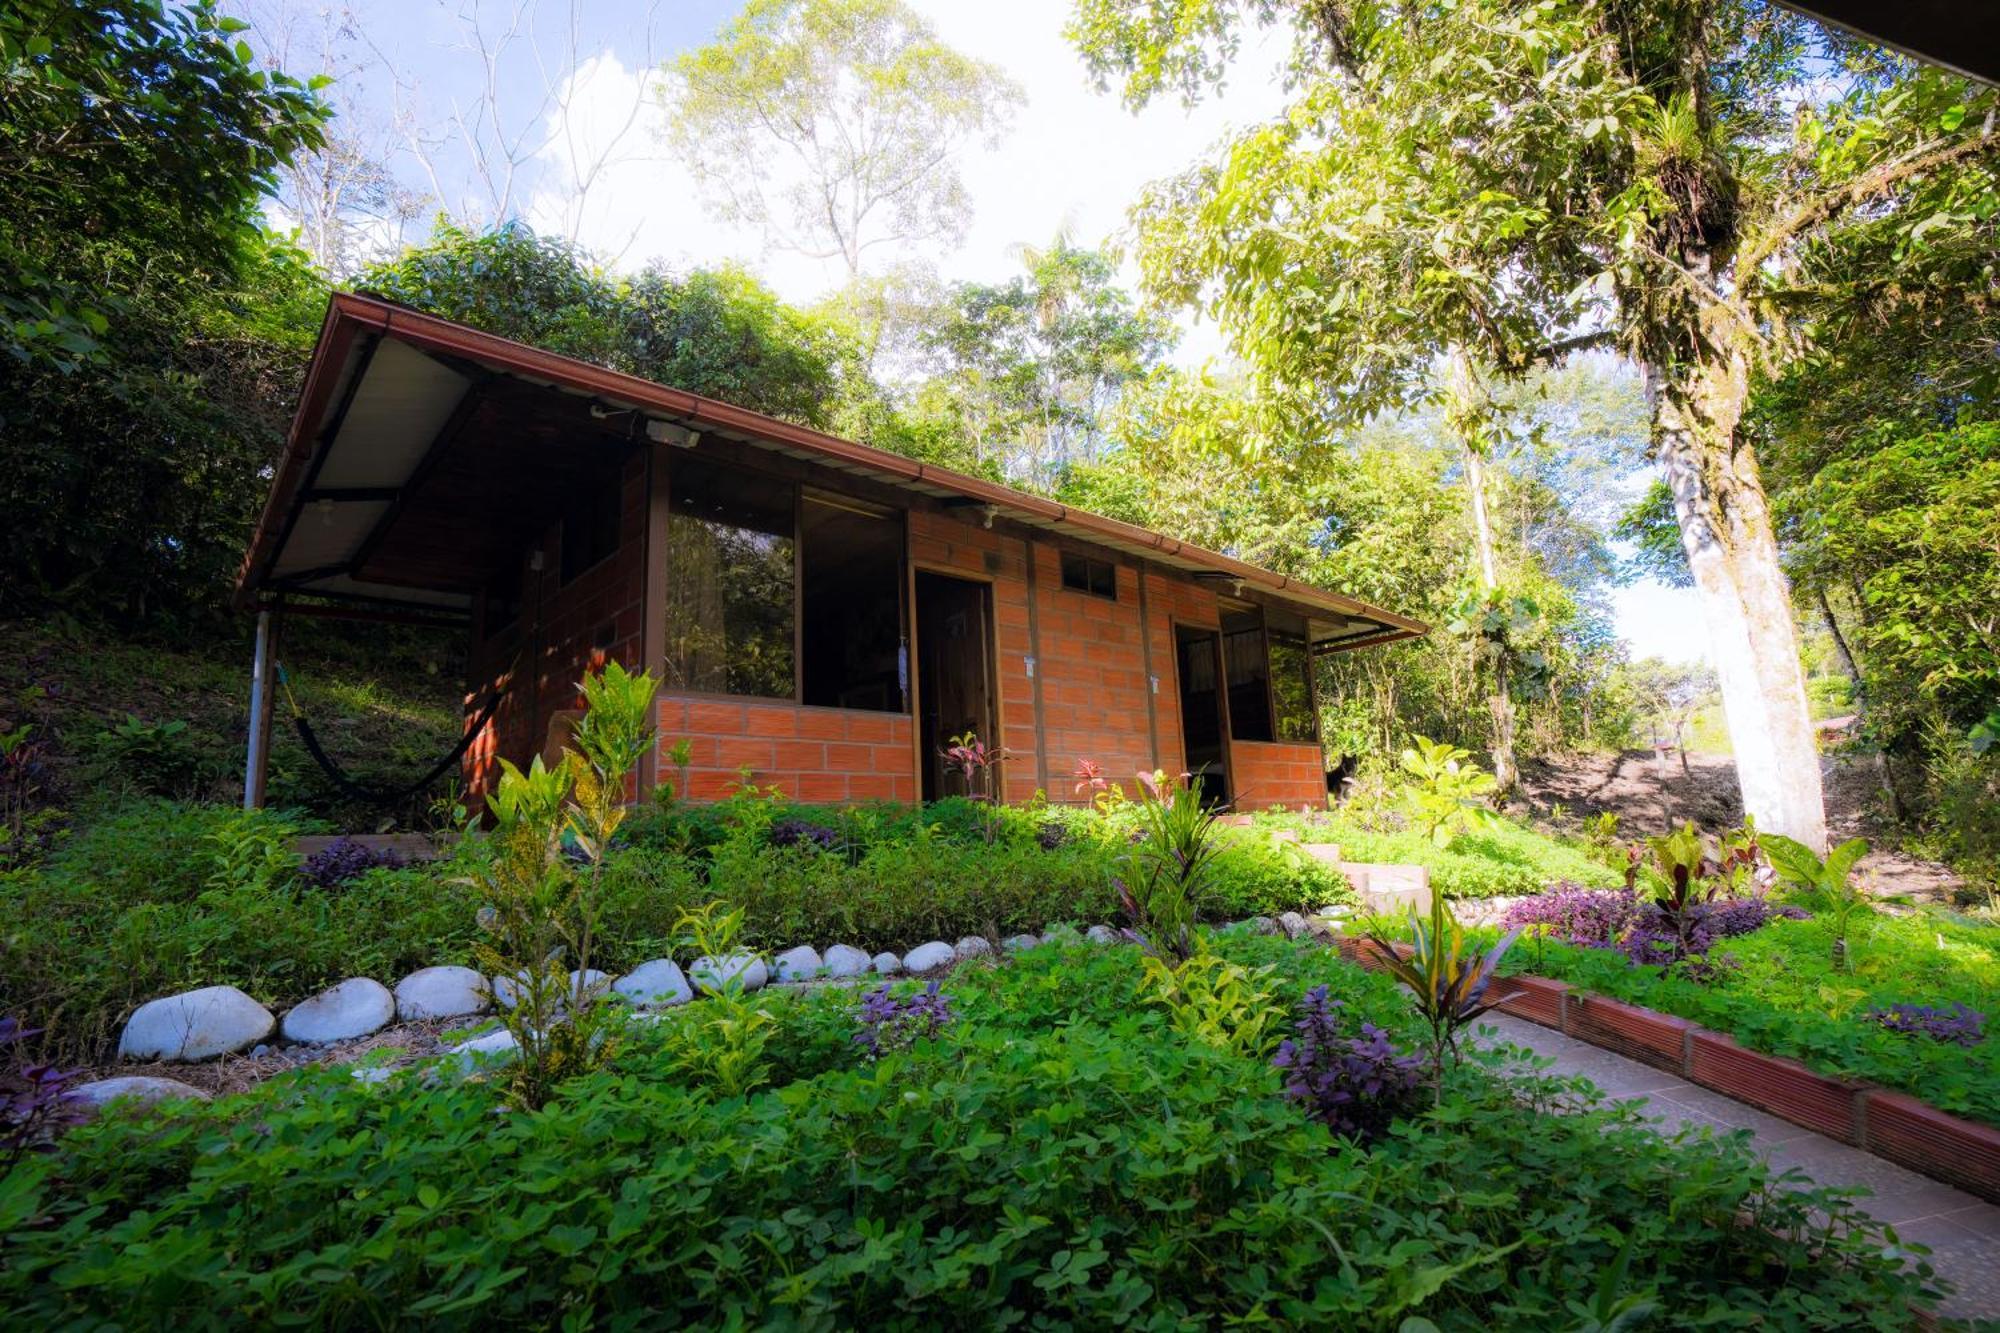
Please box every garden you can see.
[1,667,1990,1325]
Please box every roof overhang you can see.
[1773,2,1997,86]
[238,293,1428,651]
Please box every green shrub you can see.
[2,795,1348,1061]
[0,940,1941,1326]
[1503,910,2000,1126]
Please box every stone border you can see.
[1335,936,2000,1204]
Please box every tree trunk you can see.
[1451,353,1519,798]
[1646,351,1829,851]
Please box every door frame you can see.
[911,565,1002,803]
[1170,619,1234,807]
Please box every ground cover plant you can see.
[0,934,1951,1327]
[1495,884,2000,1126]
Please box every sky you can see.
[249,0,1712,664]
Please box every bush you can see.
[2,794,1350,1061]
[0,940,1942,1326]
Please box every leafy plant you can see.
[97,714,209,797]
[1764,833,1872,972]
[1,1016,83,1170]
[1113,772,1221,962]
[1365,894,1520,1081]
[664,899,774,1096]
[942,731,1008,843]
[1271,984,1426,1143]
[0,718,57,868]
[853,980,956,1058]
[202,808,298,895]
[298,837,403,890]
[1869,1001,1985,1048]
[1137,945,1283,1058]
[1397,736,1498,847]
[460,662,659,1108]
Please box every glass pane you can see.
[1220,608,1273,743]
[1269,633,1318,743]
[801,493,904,712]
[665,460,795,698]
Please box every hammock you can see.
[278,661,513,808]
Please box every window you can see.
[1060,551,1117,599]
[663,460,907,712]
[664,460,796,699]
[1219,607,1273,742]
[1268,631,1319,743]
[560,480,621,584]
[801,493,904,711]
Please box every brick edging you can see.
[1332,936,2000,1203]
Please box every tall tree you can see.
[666,0,1021,278]
[922,233,1175,486]
[1072,0,2000,849]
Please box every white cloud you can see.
[528,0,1291,323]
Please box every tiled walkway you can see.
[1479,1013,2000,1322]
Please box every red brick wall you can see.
[655,695,915,804]
[464,456,648,805]
[1030,546,1155,799]
[1228,740,1328,811]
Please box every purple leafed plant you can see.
[1502,883,1645,947]
[853,981,956,1057]
[1,1017,85,1168]
[1868,1001,1986,1048]
[769,817,839,852]
[300,837,404,890]
[1272,986,1427,1143]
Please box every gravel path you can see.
[1479,1012,2000,1322]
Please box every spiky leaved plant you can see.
[1364,893,1520,1091]
[1114,772,1220,964]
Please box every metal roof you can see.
[238,292,1427,652]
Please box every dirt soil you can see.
[84,1019,464,1096]
[1514,748,1964,905]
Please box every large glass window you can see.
[1220,607,1273,742]
[664,461,906,711]
[1268,631,1319,743]
[801,492,904,711]
[665,460,796,698]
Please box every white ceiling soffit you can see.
[270,499,390,579]
[313,338,471,490]
[284,572,473,611]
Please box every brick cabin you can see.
[235,294,1426,814]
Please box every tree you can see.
[1072,0,2000,850]
[922,233,1175,486]
[0,0,326,370]
[0,0,330,624]
[665,0,1021,278]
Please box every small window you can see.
[1060,551,1117,599]
[560,481,621,584]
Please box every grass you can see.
[1257,809,1622,898]
[0,615,464,830]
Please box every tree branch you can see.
[1741,129,2000,282]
